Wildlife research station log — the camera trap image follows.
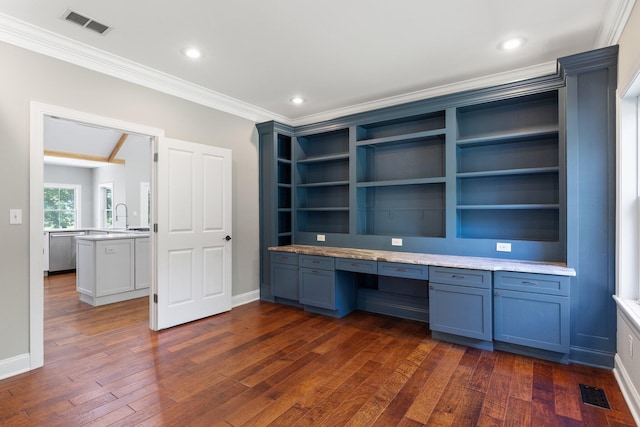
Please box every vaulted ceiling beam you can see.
[44,150,125,165]
[108,133,128,163]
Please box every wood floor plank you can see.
[0,273,634,427]
[403,343,465,423]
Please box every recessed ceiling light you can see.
[181,47,202,59]
[499,37,526,51]
[290,96,307,105]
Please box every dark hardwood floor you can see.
[0,273,635,426]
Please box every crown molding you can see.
[288,61,558,127]
[0,5,630,128]
[594,0,636,48]
[0,12,286,124]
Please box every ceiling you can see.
[44,116,151,168]
[0,1,635,126]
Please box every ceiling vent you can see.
[60,9,112,35]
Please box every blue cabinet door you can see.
[272,262,299,300]
[494,289,569,353]
[428,282,492,341]
[299,267,335,310]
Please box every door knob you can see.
[224,235,232,241]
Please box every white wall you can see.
[43,164,94,228]
[616,2,640,423]
[0,40,260,363]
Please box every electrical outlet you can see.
[496,242,512,252]
[316,234,325,242]
[391,238,403,246]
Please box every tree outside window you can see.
[100,183,114,227]
[44,184,80,229]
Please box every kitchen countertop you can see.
[269,245,576,277]
[75,232,150,241]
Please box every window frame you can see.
[99,182,114,228]
[43,183,81,229]
[140,181,151,227]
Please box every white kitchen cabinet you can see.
[43,231,49,274]
[76,235,148,306]
[135,237,150,289]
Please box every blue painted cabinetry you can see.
[298,255,356,317]
[428,267,492,342]
[258,46,618,368]
[493,271,570,355]
[271,252,299,302]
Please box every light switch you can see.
[391,238,403,246]
[9,209,22,225]
[316,234,326,242]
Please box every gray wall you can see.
[43,164,94,228]
[0,40,260,361]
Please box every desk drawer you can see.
[299,255,335,270]
[271,252,298,266]
[335,258,377,274]
[494,271,569,296]
[378,262,428,280]
[429,267,491,289]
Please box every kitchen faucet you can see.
[115,203,129,229]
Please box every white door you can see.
[152,136,232,330]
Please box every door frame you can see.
[29,101,164,370]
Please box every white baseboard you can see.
[232,289,260,308]
[0,353,31,381]
[614,353,640,426]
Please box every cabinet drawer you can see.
[299,255,335,270]
[335,258,377,274]
[494,271,569,296]
[271,252,298,266]
[429,267,491,289]
[378,262,428,280]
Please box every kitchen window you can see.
[99,183,114,227]
[140,182,150,227]
[44,183,81,229]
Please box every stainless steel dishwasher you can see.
[49,231,86,272]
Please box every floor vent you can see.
[579,384,611,409]
[60,9,111,35]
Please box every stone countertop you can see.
[75,233,149,241]
[268,245,576,277]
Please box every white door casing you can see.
[152,136,232,330]
[29,102,164,373]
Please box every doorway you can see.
[29,102,165,370]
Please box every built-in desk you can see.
[269,245,576,362]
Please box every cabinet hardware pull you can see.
[452,275,465,279]
[351,263,359,266]
[312,270,319,273]
[429,285,434,290]
[397,268,407,272]
[313,260,320,264]
[522,280,538,285]
[495,291,500,296]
